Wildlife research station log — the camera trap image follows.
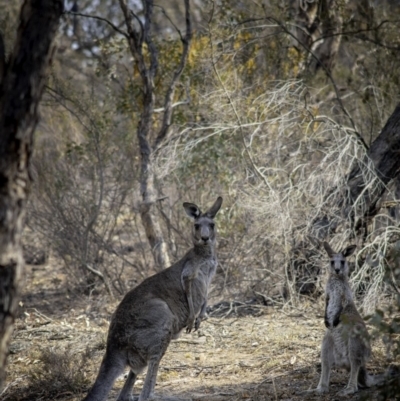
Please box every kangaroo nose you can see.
[201,236,209,242]
[335,268,340,274]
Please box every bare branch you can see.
[66,11,128,38]
[153,0,192,150]
[154,4,184,41]
[83,263,113,295]
[153,100,190,114]
[237,15,368,151]
[118,0,142,56]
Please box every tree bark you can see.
[0,33,5,84]
[290,0,348,75]
[290,0,319,51]
[0,0,63,388]
[119,0,191,271]
[307,0,347,74]
[317,102,400,238]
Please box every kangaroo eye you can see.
[210,223,215,229]
[341,260,345,266]
[194,224,200,230]
[330,261,334,267]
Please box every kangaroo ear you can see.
[343,245,356,258]
[183,202,201,219]
[323,241,335,257]
[205,196,223,219]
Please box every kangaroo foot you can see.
[146,396,192,401]
[299,386,329,395]
[337,385,358,396]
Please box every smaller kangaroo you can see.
[82,197,223,401]
[305,242,383,396]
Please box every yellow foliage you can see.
[188,35,210,67]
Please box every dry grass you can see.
[1,262,392,401]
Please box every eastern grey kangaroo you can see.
[82,197,223,401]
[305,242,383,396]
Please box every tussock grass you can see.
[16,346,91,401]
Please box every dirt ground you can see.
[1,260,395,401]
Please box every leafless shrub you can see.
[154,79,400,309]
[27,79,146,296]
[233,81,399,309]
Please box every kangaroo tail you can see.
[358,365,400,389]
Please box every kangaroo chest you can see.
[181,257,217,285]
[325,290,344,328]
[181,257,217,309]
[325,279,354,329]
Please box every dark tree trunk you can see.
[317,102,400,239]
[291,102,400,295]
[0,0,63,388]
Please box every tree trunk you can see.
[119,0,171,271]
[308,0,347,74]
[139,167,171,270]
[290,0,319,51]
[290,0,348,75]
[0,0,63,388]
[119,0,191,271]
[291,102,400,294]
[318,102,400,238]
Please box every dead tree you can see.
[118,0,192,270]
[0,0,63,388]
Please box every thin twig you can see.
[66,11,128,38]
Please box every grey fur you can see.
[305,242,383,396]
[82,197,223,401]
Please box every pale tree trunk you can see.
[292,0,375,75]
[307,0,347,73]
[119,0,191,271]
[139,167,171,270]
[0,0,63,388]
[290,0,319,50]
[290,0,349,75]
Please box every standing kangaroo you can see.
[305,242,383,396]
[82,197,223,401]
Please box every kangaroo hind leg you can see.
[138,356,162,401]
[117,370,138,401]
[316,332,334,393]
[338,350,362,395]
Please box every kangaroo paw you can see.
[186,316,195,333]
[299,386,329,395]
[194,316,201,331]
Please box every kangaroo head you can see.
[323,242,356,278]
[183,197,223,246]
